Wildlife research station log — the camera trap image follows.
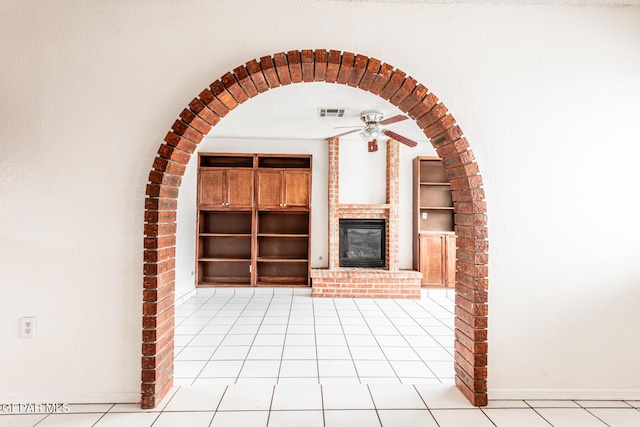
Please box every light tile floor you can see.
[173,287,456,386]
[3,289,639,426]
[4,386,640,426]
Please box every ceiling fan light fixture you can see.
[358,125,381,141]
[328,109,418,149]
[369,125,380,140]
[360,109,384,124]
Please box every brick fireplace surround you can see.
[310,137,422,298]
[142,50,489,409]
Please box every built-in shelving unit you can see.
[197,211,252,285]
[413,156,456,287]
[196,153,311,287]
[257,211,310,286]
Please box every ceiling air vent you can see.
[318,108,346,118]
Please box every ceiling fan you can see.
[329,109,418,152]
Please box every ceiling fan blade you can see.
[368,139,379,152]
[328,128,359,139]
[380,114,408,126]
[382,129,418,147]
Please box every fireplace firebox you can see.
[339,219,386,268]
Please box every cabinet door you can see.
[256,170,283,208]
[419,234,444,286]
[227,169,254,208]
[418,233,456,287]
[283,171,310,208]
[199,169,225,207]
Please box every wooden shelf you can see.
[257,259,308,285]
[258,155,311,169]
[255,280,308,287]
[258,211,310,234]
[199,257,251,262]
[258,233,309,238]
[199,233,251,237]
[199,154,254,168]
[199,260,251,284]
[199,211,252,234]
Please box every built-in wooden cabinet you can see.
[196,153,311,287]
[418,232,456,287]
[256,170,310,209]
[199,169,254,209]
[413,156,456,287]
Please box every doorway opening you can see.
[142,50,489,408]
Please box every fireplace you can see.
[339,219,386,268]
[311,138,421,299]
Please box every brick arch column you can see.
[142,50,489,408]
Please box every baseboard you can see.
[0,391,140,405]
[488,388,640,401]
[175,287,197,306]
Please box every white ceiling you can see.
[205,82,429,144]
[313,0,640,4]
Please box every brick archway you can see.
[142,50,488,409]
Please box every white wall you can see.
[1,1,639,402]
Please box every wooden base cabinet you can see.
[418,233,455,287]
[196,153,311,287]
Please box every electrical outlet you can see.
[422,212,428,220]
[21,317,36,338]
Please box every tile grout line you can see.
[525,401,565,427]
[376,299,417,384]
[412,384,443,427]
[581,406,613,427]
[190,290,249,385]
[275,289,295,384]
[352,298,381,384]
[477,406,500,427]
[372,297,438,384]
[173,291,223,359]
[332,296,358,384]
[401,293,456,373]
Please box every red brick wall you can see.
[143,49,489,408]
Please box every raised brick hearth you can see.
[310,137,422,298]
[311,268,422,298]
